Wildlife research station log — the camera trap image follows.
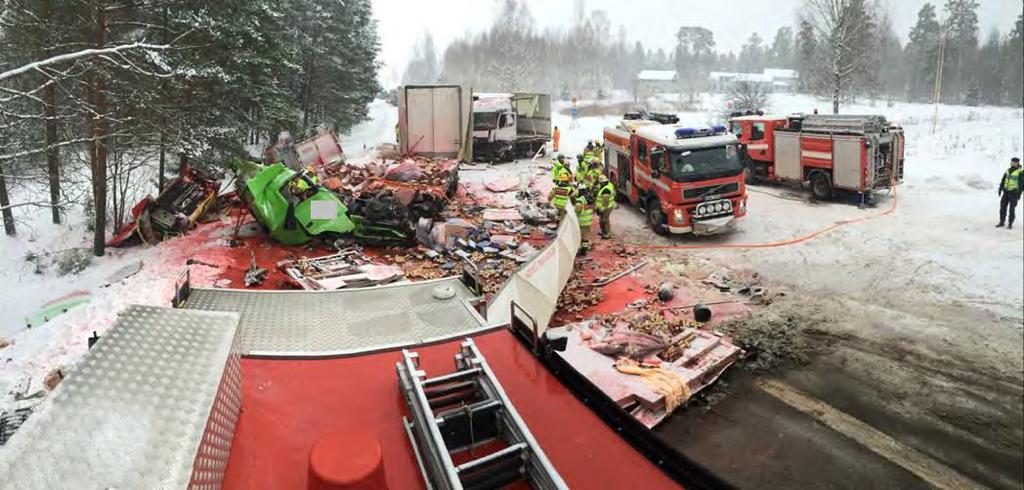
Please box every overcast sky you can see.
[372,0,1024,86]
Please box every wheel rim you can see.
[813,176,828,196]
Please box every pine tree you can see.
[1003,14,1024,107]
[738,32,765,72]
[943,0,979,103]
[769,27,795,67]
[978,29,1004,105]
[907,3,942,102]
[796,19,817,92]
[674,26,715,101]
[876,16,905,103]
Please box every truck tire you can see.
[810,171,833,200]
[646,198,669,235]
[743,165,758,185]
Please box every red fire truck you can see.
[603,121,748,235]
[729,113,905,200]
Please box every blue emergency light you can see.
[711,124,727,134]
[674,127,698,138]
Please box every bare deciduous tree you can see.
[803,0,877,114]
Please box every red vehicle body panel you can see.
[222,329,678,490]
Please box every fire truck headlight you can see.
[673,208,684,223]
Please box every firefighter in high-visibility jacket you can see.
[548,172,577,220]
[551,154,571,181]
[575,194,594,253]
[595,173,616,239]
[580,157,601,193]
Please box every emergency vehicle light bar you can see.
[675,125,727,139]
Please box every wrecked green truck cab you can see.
[232,160,355,245]
[231,160,409,245]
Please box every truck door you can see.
[745,121,770,161]
[405,88,435,154]
[432,87,462,155]
[496,112,516,142]
[634,138,650,193]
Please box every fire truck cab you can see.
[731,114,905,200]
[604,121,747,235]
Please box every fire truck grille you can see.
[683,182,739,200]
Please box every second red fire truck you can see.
[603,120,748,235]
[729,113,905,201]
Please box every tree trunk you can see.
[44,82,61,224]
[159,130,166,191]
[832,71,841,115]
[90,0,109,257]
[301,53,315,128]
[0,163,16,236]
[157,5,168,192]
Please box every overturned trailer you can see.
[263,127,346,170]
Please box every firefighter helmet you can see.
[598,173,609,183]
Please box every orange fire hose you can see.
[629,179,900,251]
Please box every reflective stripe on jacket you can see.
[596,183,616,211]
[551,184,573,209]
[575,198,594,226]
[1004,168,1022,192]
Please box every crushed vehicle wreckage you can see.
[233,133,460,246]
[106,164,220,247]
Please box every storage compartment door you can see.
[774,132,801,180]
[833,137,863,190]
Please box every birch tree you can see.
[804,0,878,114]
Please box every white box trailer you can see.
[397,85,473,161]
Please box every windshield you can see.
[473,112,498,130]
[668,144,742,182]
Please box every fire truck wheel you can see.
[810,172,833,200]
[646,198,669,235]
[743,166,758,185]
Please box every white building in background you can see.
[635,70,679,98]
[710,68,799,93]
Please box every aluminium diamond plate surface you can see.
[184,277,490,358]
[0,305,242,490]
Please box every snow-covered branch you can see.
[0,138,94,162]
[0,40,183,82]
[0,201,63,212]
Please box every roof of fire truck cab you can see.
[727,114,790,121]
[634,124,739,150]
[222,328,679,489]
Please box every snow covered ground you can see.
[553,93,1024,313]
[1,93,1021,417]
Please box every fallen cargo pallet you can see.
[277,249,404,290]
